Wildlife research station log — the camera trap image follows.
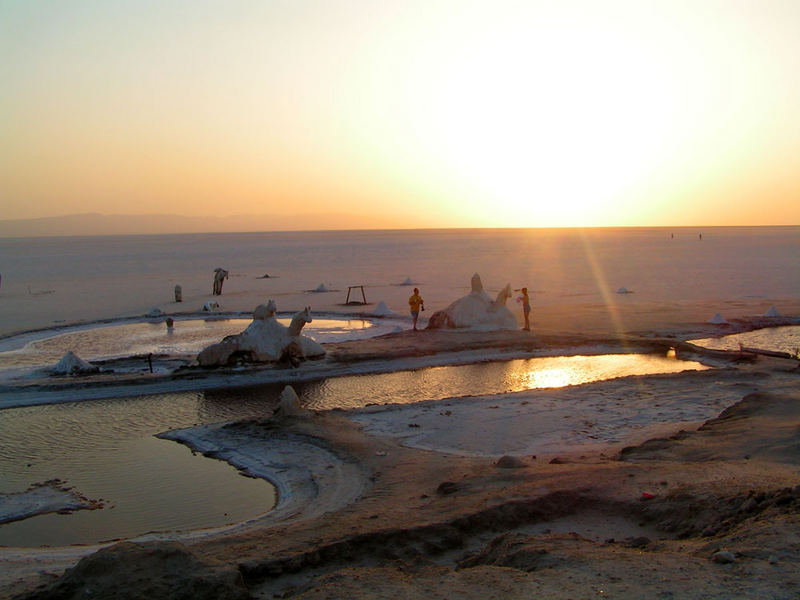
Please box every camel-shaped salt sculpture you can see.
[427,273,517,330]
[197,301,325,367]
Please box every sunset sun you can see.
[403,18,680,226]
[2,0,798,229]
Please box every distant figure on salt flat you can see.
[518,287,531,331]
[409,287,424,331]
[212,268,228,295]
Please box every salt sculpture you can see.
[254,299,277,319]
[764,306,781,317]
[708,313,728,324]
[427,273,517,330]
[212,268,228,295]
[53,351,99,375]
[273,385,309,418]
[313,284,329,293]
[197,303,325,367]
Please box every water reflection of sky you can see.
[299,353,709,410]
[690,325,799,356]
[0,351,707,547]
[0,393,277,548]
[0,316,393,371]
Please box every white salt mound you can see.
[314,284,329,293]
[764,306,781,317]
[709,313,728,324]
[274,385,307,417]
[53,351,99,375]
[372,301,394,317]
[146,307,163,317]
[202,300,219,312]
[401,277,413,286]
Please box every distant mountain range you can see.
[0,212,428,237]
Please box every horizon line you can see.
[1,222,796,240]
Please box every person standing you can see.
[408,287,424,331]
[519,287,531,331]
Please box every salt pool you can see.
[0,315,401,379]
[690,325,799,357]
[0,351,707,548]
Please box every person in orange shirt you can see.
[408,287,424,331]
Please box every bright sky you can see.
[2,0,799,228]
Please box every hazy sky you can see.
[2,0,799,228]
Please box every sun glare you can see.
[393,15,684,227]
[3,1,799,227]
[524,367,574,389]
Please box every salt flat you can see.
[1,228,799,599]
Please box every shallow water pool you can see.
[0,393,277,548]
[690,325,799,357]
[0,315,397,376]
[298,352,709,410]
[0,351,707,548]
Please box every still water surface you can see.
[691,325,799,356]
[0,317,382,372]
[0,352,706,548]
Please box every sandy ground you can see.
[1,304,800,598]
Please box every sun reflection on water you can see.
[505,353,704,392]
[521,367,574,389]
[302,352,708,410]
